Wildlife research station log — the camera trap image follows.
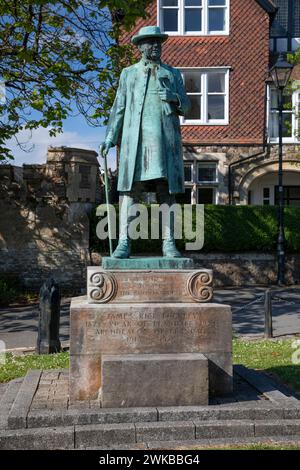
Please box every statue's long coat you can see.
[105,60,190,194]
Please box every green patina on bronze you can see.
[100,26,191,260]
[102,257,194,270]
[105,59,190,193]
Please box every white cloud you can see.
[6,125,116,169]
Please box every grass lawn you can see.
[233,338,300,392]
[0,339,299,392]
[0,352,69,383]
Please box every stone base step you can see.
[86,435,300,450]
[0,378,23,430]
[18,404,300,430]
[1,420,300,449]
[1,368,300,449]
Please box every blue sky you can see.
[3,5,117,171]
[6,114,116,171]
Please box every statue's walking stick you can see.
[102,147,113,257]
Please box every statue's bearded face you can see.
[138,39,162,61]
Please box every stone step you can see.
[145,435,300,450]
[0,378,23,430]
[235,365,299,403]
[85,435,300,450]
[1,419,300,449]
[23,403,300,430]
[7,370,41,429]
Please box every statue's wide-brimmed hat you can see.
[131,26,168,45]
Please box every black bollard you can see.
[264,288,273,339]
[36,277,61,354]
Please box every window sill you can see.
[269,139,300,144]
[181,121,229,126]
[163,32,229,37]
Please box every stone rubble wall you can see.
[0,147,101,293]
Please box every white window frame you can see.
[184,162,193,182]
[270,37,300,53]
[180,67,229,125]
[158,0,230,36]
[197,161,218,183]
[267,85,300,144]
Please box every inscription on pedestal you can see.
[71,301,230,356]
[87,267,213,304]
[69,299,232,401]
[85,315,217,347]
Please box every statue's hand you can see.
[158,89,178,103]
[100,141,113,158]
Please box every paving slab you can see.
[254,419,300,437]
[235,364,298,403]
[7,370,41,429]
[0,378,23,429]
[75,423,136,449]
[157,405,285,422]
[146,435,300,450]
[27,407,158,428]
[135,421,196,443]
[194,420,255,439]
[0,426,74,450]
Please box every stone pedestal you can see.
[87,266,213,304]
[70,294,232,402]
[101,353,208,408]
[70,259,232,405]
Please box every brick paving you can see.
[0,366,299,449]
[25,367,294,414]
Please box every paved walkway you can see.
[0,298,70,350]
[1,287,300,350]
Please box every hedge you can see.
[89,205,300,254]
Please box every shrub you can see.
[0,277,20,307]
[89,205,300,254]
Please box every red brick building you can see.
[120,0,300,205]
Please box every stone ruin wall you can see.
[0,147,102,293]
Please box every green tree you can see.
[0,0,149,160]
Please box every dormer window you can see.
[158,0,229,36]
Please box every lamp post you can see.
[269,53,293,286]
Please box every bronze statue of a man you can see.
[100,25,190,258]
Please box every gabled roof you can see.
[255,0,278,14]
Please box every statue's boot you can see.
[161,198,182,257]
[112,194,134,259]
[162,238,181,257]
[112,238,131,258]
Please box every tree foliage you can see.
[0,0,150,160]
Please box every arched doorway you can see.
[248,171,300,205]
[238,160,300,205]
